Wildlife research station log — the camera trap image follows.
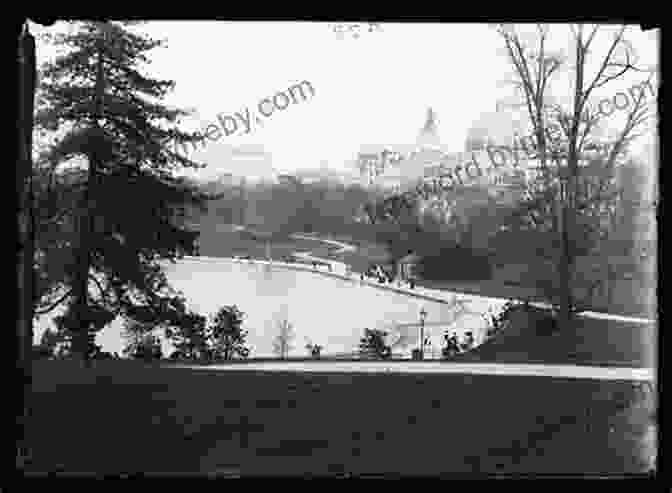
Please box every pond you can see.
[160,258,499,358]
[35,258,504,359]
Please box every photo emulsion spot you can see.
[20,20,657,478]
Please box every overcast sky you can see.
[31,22,659,181]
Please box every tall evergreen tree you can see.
[34,21,212,364]
[18,22,38,468]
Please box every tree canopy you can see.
[33,21,215,359]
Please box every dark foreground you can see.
[22,360,656,477]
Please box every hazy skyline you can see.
[31,22,658,182]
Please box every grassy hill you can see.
[453,306,655,368]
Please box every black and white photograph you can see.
[18,19,658,477]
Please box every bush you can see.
[165,312,209,361]
[485,300,517,337]
[358,328,392,360]
[305,343,323,359]
[459,331,476,352]
[441,332,461,359]
[129,336,162,361]
[209,305,250,361]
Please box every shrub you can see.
[305,343,323,359]
[459,331,476,352]
[441,332,461,359]
[486,300,516,336]
[127,335,162,361]
[165,311,209,362]
[209,305,250,361]
[358,328,392,360]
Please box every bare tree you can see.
[272,317,295,360]
[496,24,657,328]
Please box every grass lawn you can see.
[22,360,655,476]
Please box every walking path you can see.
[287,234,656,326]
[290,233,356,254]
[166,361,654,382]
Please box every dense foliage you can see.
[209,305,250,361]
[165,311,210,361]
[33,21,214,360]
[418,243,493,281]
[166,305,250,362]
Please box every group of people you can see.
[311,261,333,272]
[359,264,416,289]
[361,264,389,283]
[442,330,476,357]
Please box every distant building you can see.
[397,251,422,281]
[356,107,462,192]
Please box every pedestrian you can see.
[449,332,459,352]
[465,331,475,350]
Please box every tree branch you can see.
[89,273,111,305]
[35,288,73,315]
[581,26,627,105]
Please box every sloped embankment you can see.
[453,305,655,368]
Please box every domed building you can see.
[374,107,459,191]
[416,107,442,150]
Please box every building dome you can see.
[417,107,441,149]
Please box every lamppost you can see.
[419,308,427,360]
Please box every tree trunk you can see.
[17,25,37,465]
[71,189,93,365]
[558,201,572,330]
[71,26,107,366]
[558,169,578,331]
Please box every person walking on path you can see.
[449,332,460,354]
